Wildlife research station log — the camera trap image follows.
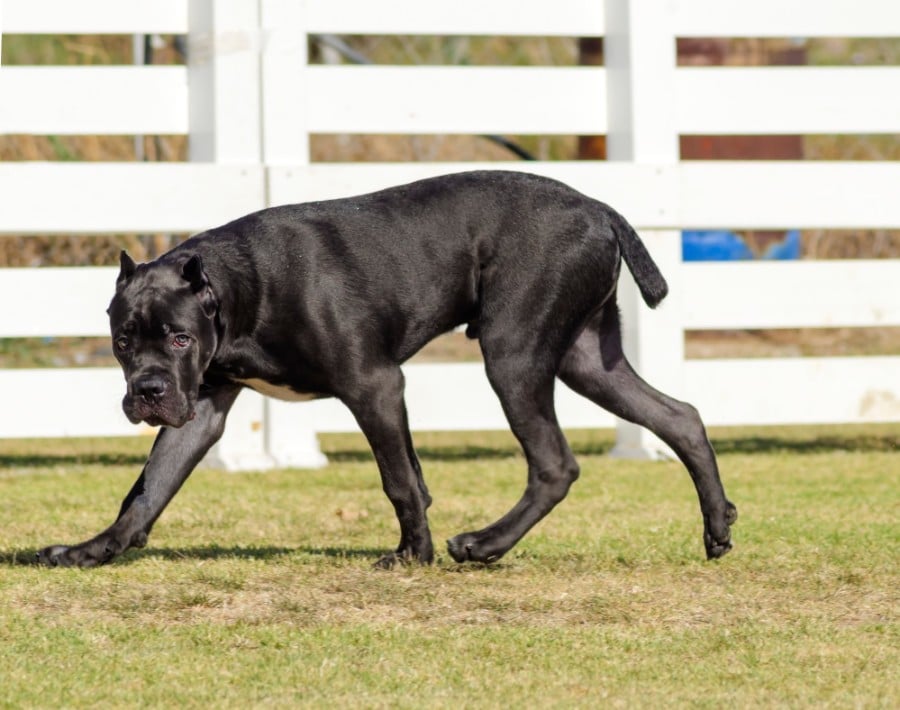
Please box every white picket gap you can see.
[682,261,900,330]
[0,0,187,34]
[0,163,266,234]
[676,67,900,135]
[0,66,187,135]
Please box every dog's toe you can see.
[704,537,733,560]
[373,552,403,570]
[446,535,471,563]
[725,502,738,526]
[703,501,737,560]
[446,534,503,564]
[36,545,71,567]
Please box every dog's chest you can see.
[234,377,320,402]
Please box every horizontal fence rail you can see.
[682,261,900,330]
[0,67,187,135]
[3,162,900,235]
[676,68,900,135]
[1,0,899,468]
[4,0,900,38]
[6,66,900,137]
[671,0,900,37]
[4,353,898,442]
[0,267,115,338]
[0,0,188,34]
[0,164,265,234]
[304,67,607,135]
[7,257,898,343]
[269,162,900,230]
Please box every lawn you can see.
[0,426,897,708]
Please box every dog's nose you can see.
[133,374,168,403]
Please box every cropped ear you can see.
[181,254,218,318]
[117,250,137,285]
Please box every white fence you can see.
[1,0,899,468]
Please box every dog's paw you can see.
[373,552,407,570]
[35,545,64,567]
[36,536,124,568]
[704,535,732,560]
[446,533,504,564]
[704,501,738,560]
[36,544,96,568]
[373,543,433,570]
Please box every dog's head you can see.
[108,251,219,428]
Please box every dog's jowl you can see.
[37,171,737,568]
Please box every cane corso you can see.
[37,171,736,568]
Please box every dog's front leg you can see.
[343,367,434,568]
[37,384,241,568]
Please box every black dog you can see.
[37,171,736,568]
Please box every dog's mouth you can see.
[123,396,196,428]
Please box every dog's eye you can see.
[172,334,191,348]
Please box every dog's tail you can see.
[610,208,669,309]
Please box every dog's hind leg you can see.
[341,365,434,568]
[558,303,737,560]
[447,349,580,564]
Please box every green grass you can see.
[1,427,897,708]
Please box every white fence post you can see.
[188,0,262,163]
[188,0,275,471]
[604,0,683,459]
[260,0,310,166]
[257,0,327,468]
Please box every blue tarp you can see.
[682,230,800,262]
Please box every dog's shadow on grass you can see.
[0,453,147,469]
[130,545,386,564]
[0,544,387,567]
[711,434,899,454]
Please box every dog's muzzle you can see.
[123,373,194,427]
